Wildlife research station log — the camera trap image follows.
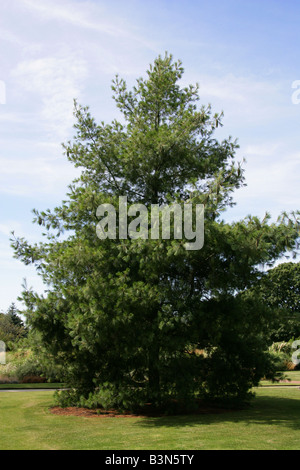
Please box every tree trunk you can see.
[148,306,160,403]
[148,341,160,403]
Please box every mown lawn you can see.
[0,383,65,390]
[0,387,300,450]
[261,370,300,386]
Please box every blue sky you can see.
[0,0,299,312]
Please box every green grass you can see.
[0,387,300,450]
[260,370,300,386]
[0,383,65,390]
[279,370,300,381]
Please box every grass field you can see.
[0,383,65,390]
[260,370,300,386]
[0,387,300,450]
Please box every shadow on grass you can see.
[134,393,300,431]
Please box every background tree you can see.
[0,304,26,349]
[12,53,300,411]
[253,262,300,342]
[6,303,24,329]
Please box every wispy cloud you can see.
[0,112,28,124]
[12,54,88,139]
[22,0,116,33]
[21,0,157,51]
[0,152,80,196]
[180,73,291,125]
[0,27,41,53]
[243,142,282,157]
[191,73,284,124]
[0,223,17,237]
[229,143,300,220]
[0,28,28,48]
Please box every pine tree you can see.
[12,53,299,411]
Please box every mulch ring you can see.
[50,407,144,418]
[50,402,237,419]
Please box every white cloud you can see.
[0,240,46,311]
[199,74,279,103]
[243,142,281,157]
[21,0,156,51]
[0,112,28,124]
[182,73,286,126]
[0,153,80,196]
[0,223,17,237]
[12,54,88,139]
[22,0,100,29]
[0,28,25,47]
[0,27,42,54]
[22,0,118,34]
[230,144,300,218]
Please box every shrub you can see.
[21,375,47,384]
[15,358,62,383]
[0,375,18,384]
[268,338,300,371]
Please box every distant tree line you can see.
[0,303,26,348]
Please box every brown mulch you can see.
[50,407,144,418]
[50,402,236,419]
